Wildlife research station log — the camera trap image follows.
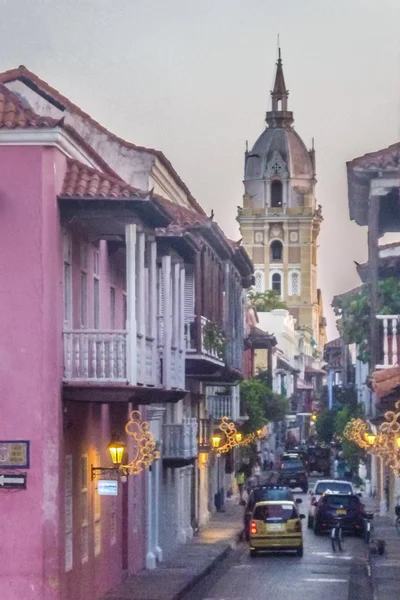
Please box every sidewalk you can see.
[101,469,276,600]
[101,495,244,600]
[364,497,400,600]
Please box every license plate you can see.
[336,509,346,515]
[290,479,297,484]
[267,523,285,532]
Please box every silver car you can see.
[307,479,354,528]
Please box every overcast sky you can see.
[1,0,400,338]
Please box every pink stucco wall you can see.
[0,145,145,600]
[0,146,63,600]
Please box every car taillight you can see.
[281,463,285,468]
[250,521,257,534]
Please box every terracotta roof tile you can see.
[0,83,58,129]
[0,65,206,215]
[153,195,207,227]
[60,159,143,200]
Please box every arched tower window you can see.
[270,240,283,262]
[254,271,264,292]
[290,271,300,296]
[271,180,283,207]
[272,273,282,296]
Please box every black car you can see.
[313,493,366,535]
[277,457,308,492]
[243,485,302,540]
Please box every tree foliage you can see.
[332,277,400,363]
[248,289,287,312]
[240,370,288,433]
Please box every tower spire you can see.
[266,48,294,128]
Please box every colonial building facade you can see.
[238,50,327,353]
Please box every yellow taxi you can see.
[249,500,305,557]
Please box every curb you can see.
[172,528,243,600]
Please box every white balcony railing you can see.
[376,315,400,369]
[63,330,128,381]
[163,418,198,460]
[207,394,240,421]
[186,316,225,363]
[63,330,159,384]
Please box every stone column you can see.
[125,224,137,385]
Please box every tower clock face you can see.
[289,231,298,242]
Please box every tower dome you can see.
[244,49,315,188]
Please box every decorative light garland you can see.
[212,417,267,453]
[120,410,160,476]
[343,402,400,475]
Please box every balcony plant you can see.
[203,320,227,359]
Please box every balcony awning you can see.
[62,382,187,404]
[296,379,313,391]
[58,159,171,239]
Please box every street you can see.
[185,484,372,600]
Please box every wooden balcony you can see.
[376,315,400,368]
[63,329,159,386]
[206,392,241,421]
[63,330,128,381]
[185,316,226,377]
[163,418,198,466]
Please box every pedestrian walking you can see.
[262,448,269,471]
[253,462,261,486]
[236,467,245,502]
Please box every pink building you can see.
[0,82,190,600]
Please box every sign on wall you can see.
[0,441,30,468]
[97,480,118,496]
[0,473,27,489]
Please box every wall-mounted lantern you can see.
[91,435,126,480]
[212,432,222,449]
[235,432,243,444]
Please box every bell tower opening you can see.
[271,180,283,207]
[271,240,283,261]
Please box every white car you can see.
[307,479,354,528]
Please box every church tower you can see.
[238,50,325,350]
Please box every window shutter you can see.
[184,267,195,322]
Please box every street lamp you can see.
[108,436,126,466]
[91,435,126,480]
[212,432,222,449]
[366,434,376,446]
[396,436,400,449]
[235,432,243,444]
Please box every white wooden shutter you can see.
[184,266,195,323]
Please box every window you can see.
[122,294,127,329]
[94,451,101,557]
[80,456,89,563]
[110,287,116,330]
[272,273,282,295]
[270,240,283,261]
[255,272,263,292]
[271,180,283,208]
[80,272,88,328]
[290,272,300,296]
[93,250,100,330]
[63,232,72,327]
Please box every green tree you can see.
[332,277,400,363]
[315,409,336,444]
[248,289,287,312]
[240,372,288,433]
